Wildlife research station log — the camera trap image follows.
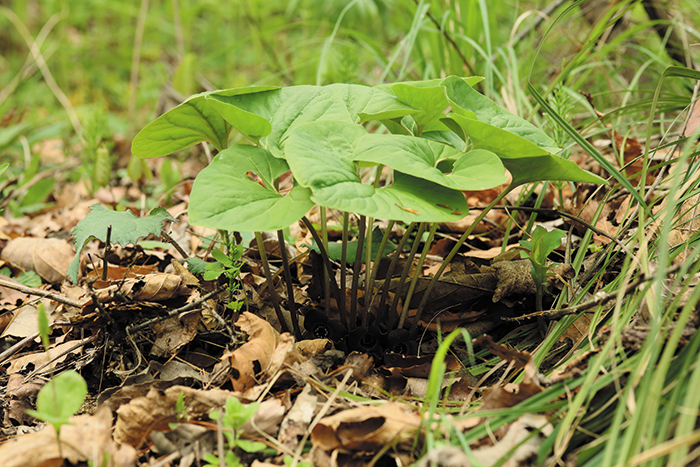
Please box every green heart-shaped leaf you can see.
[285,121,469,222]
[132,86,278,158]
[206,86,352,158]
[442,76,559,153]
[353,134,506,191]
[189,145,314,232]
[324,83,418,122]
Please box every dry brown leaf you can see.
[92,273,190,303]
[0,274,31,307]
[0,406,137,467]
[149,311,200,358]
[279,385,319,451]
[0,237,74,283]
[114,385,235,447]
[6,336,92,374]
[417,414,553,467]
[475,336,543,411]
[220,312,280,391]
[311,402,420,452]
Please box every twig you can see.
[0,277,86,308]
[127,284,226,333]
[161,230,189,258]
[102,225,112,281]
[503,263,683,321]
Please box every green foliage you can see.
[133,77,603,233]
[519,226,566,312]
[204,232,246,312]
[203,397,265,467]
[26,370,87,433]
[67,204,176,283]
[17,270,42,288]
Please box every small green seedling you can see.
[26,305,88,450]
[203,397,266,467]
[519,226,566,313]
[203,232,246,312]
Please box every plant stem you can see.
[349,215,366,329]
[362,219,395,327]
[339,211,349,329]
[398,222,438,329]
[390,222,427,325]
[364,216,373,317]
[301,216,342,306]
[255,231,291,334]
[277,230,302,340]
[409,184,516,332]
[320,207,331,314]
[377,222,417,322]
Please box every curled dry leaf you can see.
[216,312,280,391]
[92,273,190,303]
[0,237,74,283]
[0,406,137,467]
[311,402,420,452]
[114,385,235,447]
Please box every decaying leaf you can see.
[475,336,543,411]
[0,237,74,283]
[215,312,280,391]
[0,406,137,467]
[114,385,235,447]
[416,414,553,467]
[279,384,319,451]
[92,273,190,303]
[149,311,200,358]
[311,402,420,452]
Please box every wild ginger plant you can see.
[132,76,604,339]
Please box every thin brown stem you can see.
[255,232,291,334]
[277,230,302,340]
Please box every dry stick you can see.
[409,185,516,334]
[277,229,302,340]
[503,263,684,322]
[128,284,226,333]
[161,230,189,258]
[390,222,427,328]
[255,232,291,334]
[0,278,85,308]
[399,222,438,329]
[102,225,112,281]
[362,220,395,327]
[376,222,418,322]
[350,216,367,329]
